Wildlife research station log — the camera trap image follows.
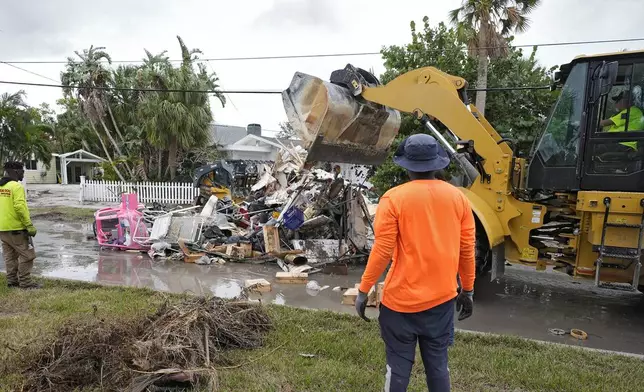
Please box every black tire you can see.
[475,225,492,277]
[92,220,97,238]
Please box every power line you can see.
[0,80,283,94]
[2,37,644,65]
[0,61,59,82]
[470,86,550,91]
[0,79,552,94]
[480,37,644,50]
[0,52,382,65]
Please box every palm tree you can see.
[0,91,53,165]
[61,45,131,181]
[449,0,541,115]
[54,97,99,156]
[136,50,173,180]
[139,36,225,180]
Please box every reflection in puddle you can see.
[211,279,242,299]
[272,293,286,305]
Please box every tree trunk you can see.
[475,28,489,115]
[168,136,178,180]
[475,55,489,115]
[106,105,125,144]
[96,114,135,179]
[147,149,154,180]
[157,148,163,180]
[90,122,126,182]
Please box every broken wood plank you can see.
[342,288,359,305]
[178,239,206,263]
[263,225,281,254]
[244,279,272,293]
[275,271,308,284]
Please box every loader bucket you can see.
[282,71,401,165]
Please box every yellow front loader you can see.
[282,50,644,291]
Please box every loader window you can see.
[587,63,644,175]
[535,63,588,166]
[595,64,644,134]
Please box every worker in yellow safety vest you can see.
[600,91,644,151]
[0,162,40,289]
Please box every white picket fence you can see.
[80,176,199,204]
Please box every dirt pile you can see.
[24,298,272,391]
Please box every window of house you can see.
[24,160,38,171]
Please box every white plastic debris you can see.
[196,255,213,265]
[252,172,277,191]
[200,195,219,217]
[306,280,321,291]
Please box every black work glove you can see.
[456,289,474,321]
[355,290,370,322]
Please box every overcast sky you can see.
[1,0,643,135]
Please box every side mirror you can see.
[592,61,618,102]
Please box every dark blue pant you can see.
[378,299,454,392]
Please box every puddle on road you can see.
[0,220,361,314]
[2,220,644,354]
[463,266,644,354]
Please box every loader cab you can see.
[527,51,644,192]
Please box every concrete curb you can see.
[456,328,644,360]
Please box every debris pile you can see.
[136,144,377,277]
[24,298,272,392]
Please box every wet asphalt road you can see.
[1,220,644,355]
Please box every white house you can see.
[209,123,302,161]
[22,153,58,185]
[20,149,105,185]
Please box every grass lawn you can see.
[30,206,97,222]
[0,275,642,392]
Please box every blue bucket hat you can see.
[393,134,450,172]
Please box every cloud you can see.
[0,1,75,58]
[254,0,340,29]
[0,0,170,60]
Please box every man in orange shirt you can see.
[355,134,476,392]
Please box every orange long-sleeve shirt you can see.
[359,179,476,313]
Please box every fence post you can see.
[79,176,85,204]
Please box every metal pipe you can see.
[422,121,479,186]
[423,121,456,154]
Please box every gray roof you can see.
[209,123,247,146]
[209,123,304,148]
[262,137,304,148]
